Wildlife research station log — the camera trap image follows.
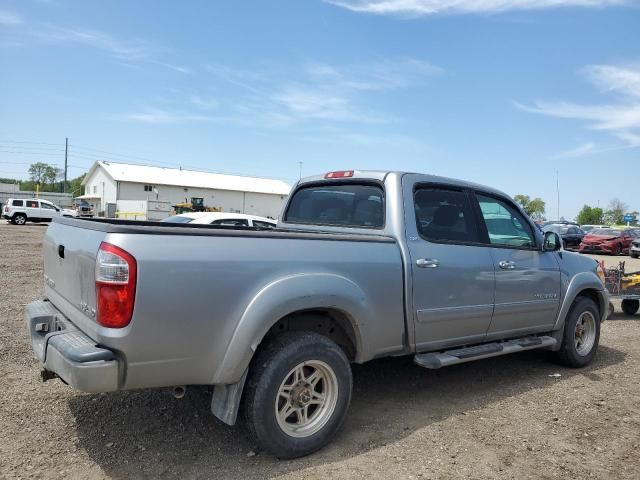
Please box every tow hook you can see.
[40,369,57,382]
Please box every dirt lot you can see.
[1,222,639,479]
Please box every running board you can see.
[414,336,557,369]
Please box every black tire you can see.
[630,252,638,259]
[242,331,352,459]
[552,297,600,368]
[12,213,27,225]
[621,299,639,315]
[612,243,621,256]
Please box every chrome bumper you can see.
[25,300,119,392]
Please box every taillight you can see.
[325,170,354,179]
[95,242,137,328]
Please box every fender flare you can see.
[211,273,373,385]
[553,271,608,332]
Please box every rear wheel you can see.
[621,299,639,315]
[552,297,600,368]
[12,213,26,225]
[612,243,622,255]
[242,331,352,459]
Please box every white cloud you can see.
[126,110,212,124]
[305,58,443,91]
[583,64,640,99]
[326,0,632,16]
[189,95,219,110]
[517,63,640,147]
[0,10,22,25]
[550,142,596,159]
[32,26,150,61]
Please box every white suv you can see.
[2,198,76,225]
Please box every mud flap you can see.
[210,368,248,426]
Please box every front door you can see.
[405,180,496,351]
[474,193,561,335]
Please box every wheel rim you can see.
[15,216,25,225]
[574,311,597,356]
[275,360,339,438]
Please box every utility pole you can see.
[556,170,560,220]
[64,137,68,193]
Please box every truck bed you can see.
[40,216,405,390]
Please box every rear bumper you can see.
[25,300,120,392]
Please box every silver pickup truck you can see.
[26,170,608,458]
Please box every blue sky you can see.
[1,0,639,219]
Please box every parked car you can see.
[74,199,95,218]
[26,170,608,458]
[630,238,640,259]
[2,198,76,225]
[578,228,640,255]
[543,220,579,227]
[580,224,609,233]
[161,212,277,228]
[543,224,585,249]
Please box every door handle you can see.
[498,260,516,270]
[416,258,439,268]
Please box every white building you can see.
[81,161,291,219]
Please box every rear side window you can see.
[414,188,479,243]
[11,200,23,207]
[285,184,384,228]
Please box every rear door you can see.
[403,177,496,351]
[473,192,560,335]
[25,199,40,220]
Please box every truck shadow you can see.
[68,345,625,479]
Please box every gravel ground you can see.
[1,221,639,479]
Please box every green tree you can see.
[28,162,58,188]
[514,194,546,219]
[576,205,604,225]
[603,198,628,225]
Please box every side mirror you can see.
[543,231,562,252]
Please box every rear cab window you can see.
[414,187,480,244]
[285,183,384,228]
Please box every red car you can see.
[578,228,640,255]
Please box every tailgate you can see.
[43,220,107,323]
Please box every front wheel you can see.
[552,297,600,368]
[242,331,352,459]
[621,299,639,315]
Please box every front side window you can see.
[285,183,384,228]
[414,188,479,243]
[477,194,536,249]
[41,202,57,210]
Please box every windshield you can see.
[161,216,194,224]
[285,183,384,228]
[589,228,621,236]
